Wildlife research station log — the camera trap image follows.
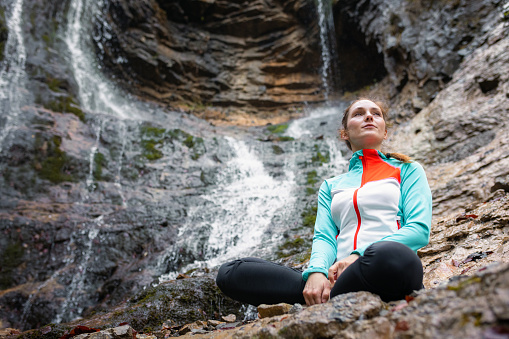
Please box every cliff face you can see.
[0,0,508,335]
[95,0,323,121]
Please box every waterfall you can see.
[0,0,27,149]
[64,0,143,120]
[54,217,102,323]
[316,0,339,100]
[158,137,296,282]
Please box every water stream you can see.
[0,0,27,149]
[158,137,297,282]
[316,0,339,100]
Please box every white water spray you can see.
[159,137,296,281]
[54,216,102,323]
[316,0,339,100]
[0,0,27,149]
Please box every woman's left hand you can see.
[328,254,360,286]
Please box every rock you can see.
[72,325,133,339]
[165,263,509,338]
[388,21,509,217]
[206,320,224,327]
[179,322,204,335]
[95,0,323,121]
[258,303,293,318]
[334,0,502,114]
[221,314,236,323]
[289,303,304,314]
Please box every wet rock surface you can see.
[0,0,508,337]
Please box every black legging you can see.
[216,241,423,304]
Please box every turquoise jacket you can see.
[302,149,432,281]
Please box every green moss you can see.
[44,96,85,122]
[276,237,307,258]
[306,170,318,185]
[301,205,318,228]
[139,125,167,161]
[140,126,166,138]
[93,152,106,181]
[0,242,24,289]
[0,7,6,62]
[267,124,289,134]
[447,276,482,291]
[141,140,162,160]
[311,145,330,165]
[296,248,312,263]
[278,136,295,142]
[183,135,195,148]
[306,187,316,195]
[47,77,62,92]
[184,135,205,160]
[272,145,284,155]
[35,135,75,184]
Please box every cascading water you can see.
[316,0,339,100]
[54,218,101,323]
[159,137,297,281]
[0,0,27,149]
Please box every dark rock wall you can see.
[95,0,323,113]
[333,0,504,118]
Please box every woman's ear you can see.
[383,130,388,140]
[340,129,349,140]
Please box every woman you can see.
[216,98,432,305]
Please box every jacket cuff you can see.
[302,267,328,281]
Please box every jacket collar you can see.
[348,149,386,170]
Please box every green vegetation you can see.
[267,124,289,134]
[447,276,482,291]
[306,170,318,185]
[47,77,62,92]
[311,144,330,165]
[93,152,106,181]
[266,123,294,142]
[44,96,85,122]
[302,205,318,228]
[306,187,317,195]
[140,125,166,160]
[139,126,205,161]
[141,139,163,160]
[0,242,24,289]
[35,135,76,184]
[276,237,306,258]
[0,7,7,62]
[141,125,166,138]
[272,145,284,155]
[181,134,205,160]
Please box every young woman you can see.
[216,98,432,305]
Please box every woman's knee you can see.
[361,241,423,291]
[216,259,241,290]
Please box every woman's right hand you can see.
[303,272,331,306]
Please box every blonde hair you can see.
[340,98,411,163]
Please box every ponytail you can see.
[385,152,412,163]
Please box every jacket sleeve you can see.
[352,161,432,256]
[302,180,338,281]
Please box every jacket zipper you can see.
[353,155,367,250]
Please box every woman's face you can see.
[341,100,387,152]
